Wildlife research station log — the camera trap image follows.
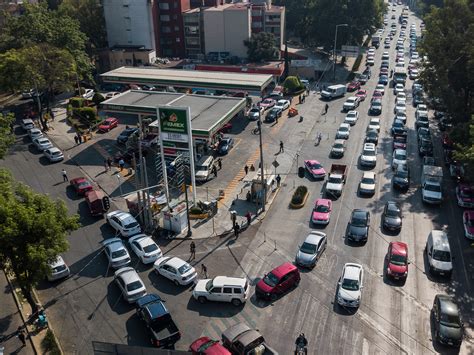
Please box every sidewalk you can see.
[0,270,35,355]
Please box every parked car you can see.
[369,100,382,115]
[336,123,351,140]
[129,234,162,264]
[47,256,70,281]
[385,242,409,280]
[274,99,290,111]
[337,263,364,308]
[360,143,377,168]
[365,130,379,145]
[431,295,464,347]
[98,117,119,132]
[463,210,474,239]
[344,110,359,125]
[255,262,300,300]
[106,210,141,238]
[258,98,275,110]
[456,184,474,208]
[343,97,360,112]
[347,81,361,92]
[311,199,332,225]
[392,163,410,191]
[117,127,138,145]
[392,149,407,169]
[33,137,53,151]
[382,201,402,232]
[221,323,278,355]
[346,209,370,243]
[359,172,376,195]
[43,147,64,163]
[355,90,367,101]
[189,337,231,355]
[304,160,326,179]
[102,238,131,269]
[217,137,234,155]
[248,106,264,120]
[114,267,147,303]
[70,177,93,196]
[295,231,327,268]
[193,276,249,306]
[154,256,197,286]
[28,128,43,140]
[265,107,282,123]
[331,139,346,158]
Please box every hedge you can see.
[282,76,305,96]
[69,97,85,108]
[291,185,308,205]
[72,106,100,125]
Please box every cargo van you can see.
[425,230,453,277]
[321,84,346,100]
[195,155,215,182]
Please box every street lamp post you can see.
[333,24,349,81]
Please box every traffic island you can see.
[289,185,309,209]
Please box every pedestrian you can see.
[302,94,306,103]
[212,165,218,178]
[104,159,109,172]
[78,133,83,144]
[107,157,112,170]
[317,132,322,145]
[190,241,196,260]
[279,141,284,153]
[74,135,79,145]
[61,169,68,182]
[271,179,275,191]
[119,159,125,171]
[299,95,302,104]
[201,264,208,278]
[244,165,249,175]
[245,211,252,226]
[217,158,222,170]
[50,110,55,122]
[324,103,329,115]
[250,164,255,171]
[17,326,26,347]
[234,223,240,238]
[276,174,281,188]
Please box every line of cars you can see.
[21,118,65,163]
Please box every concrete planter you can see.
[189,212,209,220]
[289,186,309,209]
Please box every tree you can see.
[0,168,79,293]
[0,113,15,159]
[244,32,278,62]
[282,76,305,95]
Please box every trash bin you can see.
[298,167,305,178]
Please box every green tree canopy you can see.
[0,168,80,291]
[244,32,278,62]
[0,113,15,159]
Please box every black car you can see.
[217,137,234,155]
[392,163,410,191]
[418,138,434,157]
[412,94,425,107]
[265,107,282,123]
[358,74,369,84]
[378,75,389,85]
[439,117,453,131]
[346,209,370,243]
[369,100,382,115]
[432,294,463,347]
[365,130,379,145]
[382,201,402,232]
[391,120,407,136]
[117,127,138,145]
[417,127,431,142]
[415,115,429,129]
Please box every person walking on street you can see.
[324,103,329,115]
[189,241,196,260]
[78,133,82,144]
[299,95,302,104]
[107,157,112,170]
[104,159,109,172]
[61,169,68,182]
[118,159,125,171]
[201,264,208,278]
[316,132,323,145]
[74,135,79,145]
[17,326,26,347]
[276,174,281,188]
[234,223,240,238]
[212,165,218,178]
[245,211,252,226]
[217,158,222,170]
[279,141,284,153]
[244,165,249,175]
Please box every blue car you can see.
[378,75,389,86]
[217,137,234,155]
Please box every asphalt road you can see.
[1,5,473,355]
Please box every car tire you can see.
[231,298,242,307]
[173,279,180,286]
[270,293,277,302]
[198,296,207,304]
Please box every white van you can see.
[321,84,346,100]
[192,276,250,306]
[195,155,215,182]
[425,230,452,277]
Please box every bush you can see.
[189,206,204,214]
[72,106,99,125]
[92,93,105,106]
[282,76,305,95]
[291,185,308,205]
[69,97,85,108]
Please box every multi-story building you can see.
[251,0,285,51]
[190,0,223,9]
[155,0,190,57]
[183,8,205,59]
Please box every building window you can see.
[185,26,199,35]
[176,37,181,43]
[173,2,178,8]
[160,15,170,21]
[159,3,169,10]
[174,26,180,32]
[266,15,280,22]
[161,26,171,33]
[173,14,177,20]
[186,37,200,46]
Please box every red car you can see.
[70,177,93,195]
[256,262,300,300]
[463,210,474,239]
[98,117,119,132]
[456,184,474,208]
[189,337,231,355]
[372,91,383,100]
[355,89,368,101]
[385,242,409,280]
[442,133,454,149]
[393,135,407,150]
[347,81,361,92]
[379,68,389,76]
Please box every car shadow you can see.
[106,281,136,315]
[186,296,244,317]
[146,271,191,297]
[124,313,153,347]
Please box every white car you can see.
[368,118,380,132]
[394,102,407,115]
[384,42,391,49]
[43,147,64,162]
[105,92,121,99]
[395,112,407,124]
[368,48,376,56]
[337,263,364,308]
[396,97,407,107]
[395,62,405,68]
[114,267,147,303]
[28,128,43,140]
[396,92,407,101]
[21,118,34,131]
[375,84,385,95]
[33,137,53,151]
[366,57,375,66]
[411,52,420,59]
[343,97,360,112]
[82,88,95,99]
[128,234,162,264]
[394,84,405,95]
[102,238,131,269]
[359,172,376,195]
[106,210,141,238]
[344,111,359,125]
[248,106,264,120]
[417,104,428,112]
[47,256,70,281]
[392,149,407,169]
[336,123,351,140]
[274,99,290,111]
[193,276,249,306]
[360,143,377,168]
[153,256,197,286]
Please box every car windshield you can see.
[395,152,406,160]
[351,215,367,227]
[390,254,407,266]
[53,265,67,272]
[124,221,139,229]
[440,312,461,328]
[339,127,348,132]
[143,244,158,253]
[347,113,357,118]
[364,149,376,156]
[341,278,359,291]
[126,280,143,291]
[433,250,451,262]
[263,272,279,287]
[461,189,474,198]
[77,181,89,188]
[333,143,344,149]
[315,204,330,213]
[308,162,322,169]
[329,176,342,184]
[196,166,208,172]
[425,184,441,192]
[178,263,192,274]
[111,249,127,259]
[250,108,259,113]
[361,177,375,184]
[300,242,317,254]
[386,207,400,217]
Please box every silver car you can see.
[47,256,70,281]
[43,147,64,163]
[114,267,147,303]
[103,238,131,269]
[295,231,327,268]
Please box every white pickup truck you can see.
[325,164,347,198]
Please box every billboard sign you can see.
[341,45,360,57]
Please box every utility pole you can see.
[184,184,192,237]
[333,24,349,81]
[258,119,266,212]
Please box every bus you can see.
[393,67,407,85]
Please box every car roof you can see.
[437,295,459,316]
[305,231,326,245]
[394,149,407,155]
[103,238,125,252]
[270,262,298,278]
[352,209,368,219]
[340,123,350,128]
[343,263,362,280]
[431,230,449,250]
[48,147,61,153]
[465,210,474,219]
[334,139,345,145]
[390,241,407,256]
[212,276,246,288]
[49,256,66,268]
[164,256,187,269]
[115,267,140,283]
[316,198,331,206]
[362,171,375,179]
[129,234,154,247]
[386,201,400,211]
[364,143,376,150]
[305,159,321,165]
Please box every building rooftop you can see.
[100,90,246,135]
[101,67,272,92]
